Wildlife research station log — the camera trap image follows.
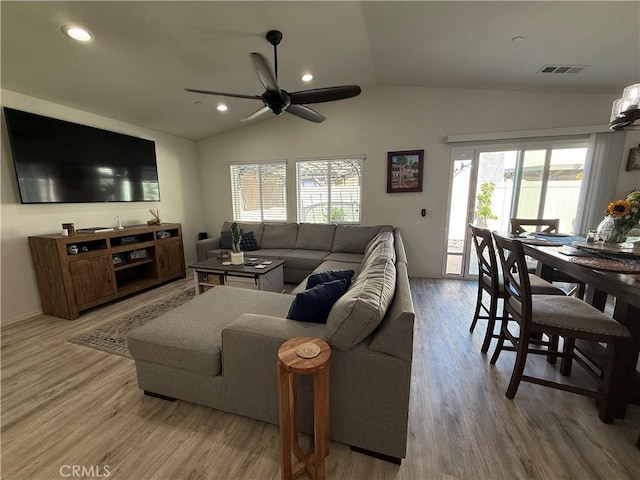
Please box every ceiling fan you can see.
[185,30,361,123]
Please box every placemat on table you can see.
[570,256,640,273]
[518,237,564,247]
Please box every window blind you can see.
[296,157,363,224]
[230,162,287,221]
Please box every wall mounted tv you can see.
[4,107,160,204]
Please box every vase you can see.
[598,215,638,245]
[596,216,614,242]
[230,251,244,265]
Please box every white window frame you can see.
[295,155,364,224]
[229,160,287,222]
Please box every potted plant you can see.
[230,222,244,265]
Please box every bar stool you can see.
[277,336,330,480]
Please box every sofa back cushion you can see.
[222,221,265,246]
[325,256,396,351]
[332,225,389,253]
[261,223,299,249]
[296,223,337,251]
[368,261,415,361]
[361,229,395,268]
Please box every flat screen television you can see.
[4,107,160,204]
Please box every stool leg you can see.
[277,361,293,480]
[313,364,330,480]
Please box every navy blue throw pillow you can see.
[239,231,260,251]
[306,269,355,290]
[287,279,349,323]
[219,230,236,249]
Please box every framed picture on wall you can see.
[626,145,640,171]
[387,150,424,193]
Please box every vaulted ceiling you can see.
[2,1,638,140]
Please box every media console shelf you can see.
[29,223,186,319]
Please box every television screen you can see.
[4,107,160,203]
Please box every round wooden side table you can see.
[277,336,331,480]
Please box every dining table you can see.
[519,235,640,423]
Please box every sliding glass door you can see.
[445,141,587,277]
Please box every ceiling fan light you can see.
[621,84,640,111]
[62,25,93,42]
[610,98,623,122]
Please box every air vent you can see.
[539,65,588,74]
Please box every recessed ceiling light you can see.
[301,73,313,82]
[62,25,93,42]
[511,36,525,43]
[216,104,228,112]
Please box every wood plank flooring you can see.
[2,277,639,479]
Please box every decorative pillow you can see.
[306,269,355,289]
[239,231,260,251]
[287,279,350,324]
[219,230,235,249]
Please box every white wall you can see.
[1,90,204,324]
[197,85,628,277]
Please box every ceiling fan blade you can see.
[184,88,261,100]
[289,85,361,105]
[241,105,271,122]
[250,53,280,94]
[286,104,326,123]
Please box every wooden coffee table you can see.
[190,257,285,294]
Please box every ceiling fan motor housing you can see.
[263,90,291,115]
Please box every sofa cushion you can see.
[307,269,355,289]
[261,223,299,249]
[325,256,397,351]
[296,223,337,251]
[280,249,330,271]
[332,225,387,253]
[127,287,293,376]
[362,230,396,267]
[239,231,260,251]
[251,248,294,259]
[323,252,365,264]
[222,221,265,246]
[287,279,350,323]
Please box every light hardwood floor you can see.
[2,277,639,479]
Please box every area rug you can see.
[69,289,195,358]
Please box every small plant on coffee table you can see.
[230,222,242,253]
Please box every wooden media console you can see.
[29,223,186,319]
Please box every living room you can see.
[2,2,640,479]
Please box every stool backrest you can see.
[468,224,500,293]
[510,218,559,236]
[492,232,533,326]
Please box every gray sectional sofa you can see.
[196,221,393,283]
[128,222,415,461]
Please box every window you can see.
[296,157,363,224]
[230,162,287,221]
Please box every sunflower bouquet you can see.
[604,190,640,243]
